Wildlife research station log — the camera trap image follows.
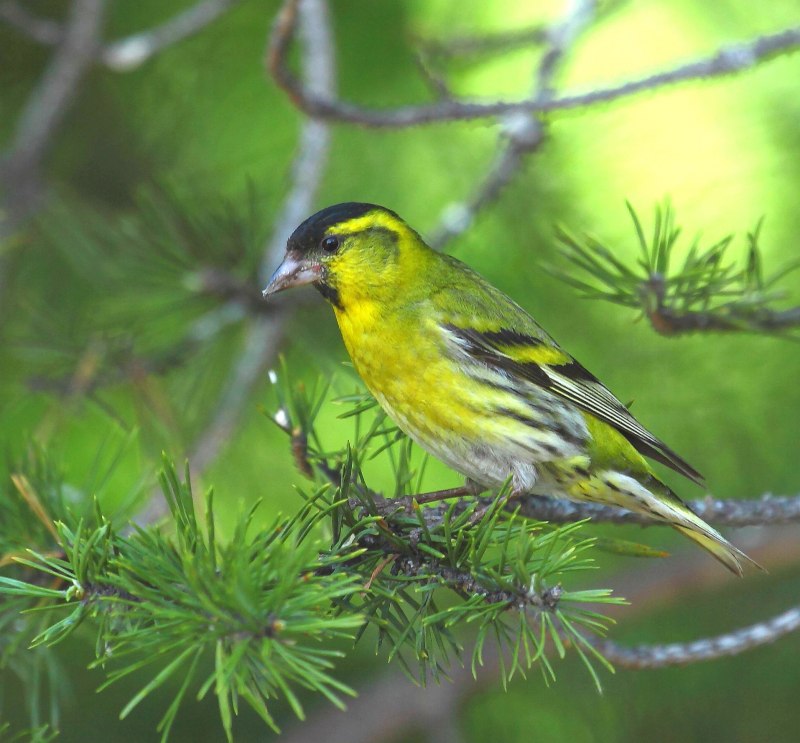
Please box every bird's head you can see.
[262,202,427,310]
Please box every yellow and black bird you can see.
[264,202,756,575]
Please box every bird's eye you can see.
[321,235,340,253]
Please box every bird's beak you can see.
[262,253,321,298]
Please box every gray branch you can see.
[101,0,243,71]
[427,0,597,249]
[269,3,800,128]
[0,1,61,44]
[645,303,800,336]
[517,492,800,527]
[592,605,800,668]
[0,0,106,230]
[0,0,243,72]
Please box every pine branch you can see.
[2,376,624,740]
[268,0,800,127]
[553,203,800,336]
[1,459,365,740]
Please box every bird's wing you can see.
[429,257,703,486]
[440,322,703,485]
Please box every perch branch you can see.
[517,492,800,527]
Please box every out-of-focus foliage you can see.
[2,0,800,740]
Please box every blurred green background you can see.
[1,0,799,740]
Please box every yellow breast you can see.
[333,300,488,445]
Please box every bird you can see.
[263,202,757,575]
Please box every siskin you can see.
[264,202,757,575]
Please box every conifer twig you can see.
[554,204,800,336]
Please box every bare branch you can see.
[186,314,288,477]
[259,0,335,286]
[415,25,548,61]
[0,1,60,44]
[592,605,800,668]
[269,4,800,128]
[551,27,800,111]
[428,0,597,249]
[0,0,106,229]
[0,0,243,72]
[101,0,243,71]
[517,492,800,527]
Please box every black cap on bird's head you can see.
[262,202,400,299]
[287,202,391,255]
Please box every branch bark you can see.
[269,3,800,128]
[591,604,800,669]
[646,303,800,336]
[516,492,800,527]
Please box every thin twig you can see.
[415,25,549,60]
[591,605,800,668]
[101,0,243,71]
[0,1,61,44]
[395,552,563,610]
[269,3,800,128]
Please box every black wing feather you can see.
[445,324,704,485]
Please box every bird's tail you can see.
[650,481,763,576]
[671,523,762,577]
[556,460,763,575]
